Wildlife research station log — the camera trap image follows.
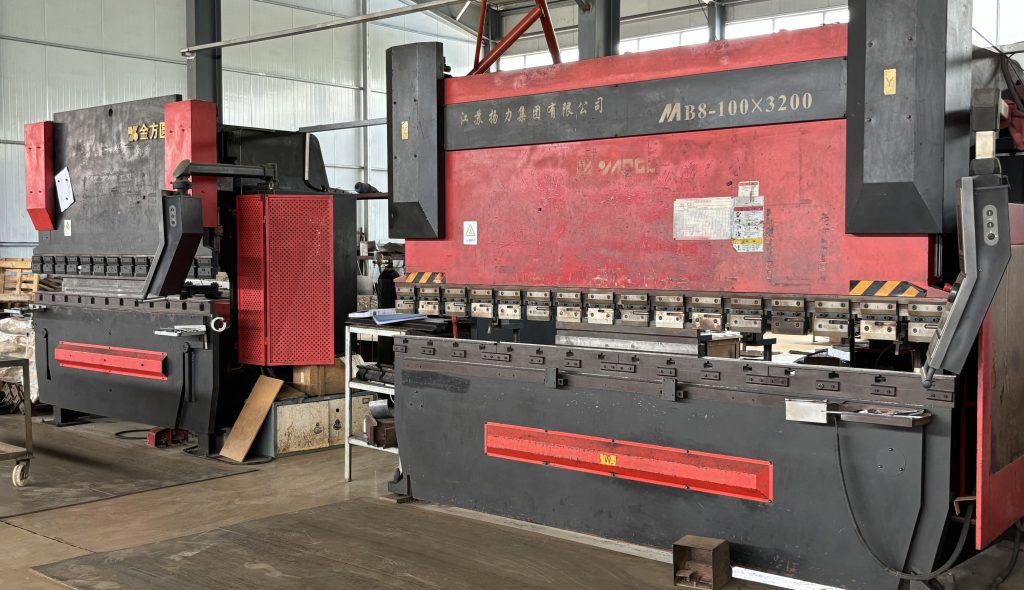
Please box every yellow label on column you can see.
[883,68,897,96]
[401,120,409,141]
[599,453,617,467]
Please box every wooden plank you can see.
[0,259,42,306]
[220,376,285,463]
[0,259,32,269]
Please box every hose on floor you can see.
[114,429,150,440]
[990,519,1024,589]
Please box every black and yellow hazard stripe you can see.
[404,271,446,284]
[849,280,924,297]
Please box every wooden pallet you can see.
[0,259,40,305]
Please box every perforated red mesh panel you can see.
[266,196,334,365]
[236,196,267,365]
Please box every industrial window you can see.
[498,6,855,70]
[726,7,849,40]
[974,0,1024,47]
[723,18,773,40]
[637,32,681,52]
[499,47,579,71]
[679,28,710,46]
[617,27,709,55]
[824,8,850,24]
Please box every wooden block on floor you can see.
[220,375,284,463]
[292,358,345,396]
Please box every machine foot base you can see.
[379,493,414,504]
[45,406,89,427]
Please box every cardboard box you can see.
[293,357,346,396]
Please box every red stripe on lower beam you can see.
[484,423,773,502]
[54,342,168,381]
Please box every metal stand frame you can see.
[0,356,33,487]
[343,323,410,482]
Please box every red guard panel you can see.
[164,100,218,228]
[236,195,267,365]
[54,342,167,381]
[976,246,1024,548]
[24,121,56,231]
[485,423,773,502]
[266,196,334,365]
[1009,203,1024,244]
[408,120,932,294]
[235,195,334,366]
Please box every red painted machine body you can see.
[406,26,934,295]
[236,194,334,366]
[164,100,218,228]
[24,121,56,231]
[975,240,1024,548]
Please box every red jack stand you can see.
[147,428,190,448]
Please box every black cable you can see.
[835,420,975,581]
[991,520,1024,589]
[114,429,150,440]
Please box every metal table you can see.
[343,317,451,482]
[343,323,407,483]
[0,355,33,486]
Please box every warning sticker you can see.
[737,180,760,198]
[673,197,733,240]
[463,220,478,245]
[732,194,764,252]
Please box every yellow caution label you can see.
[599,453,617,467]
[883,68,897,96]
[849,280,923,297]
[401,120,409,141]
[404,271,445,284]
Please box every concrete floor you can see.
[0,425,398,589]
[0,415,1021,590]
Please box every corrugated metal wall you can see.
[0,0,474,258]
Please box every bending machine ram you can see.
[383,1,1024,587]
[24,96,355,452]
